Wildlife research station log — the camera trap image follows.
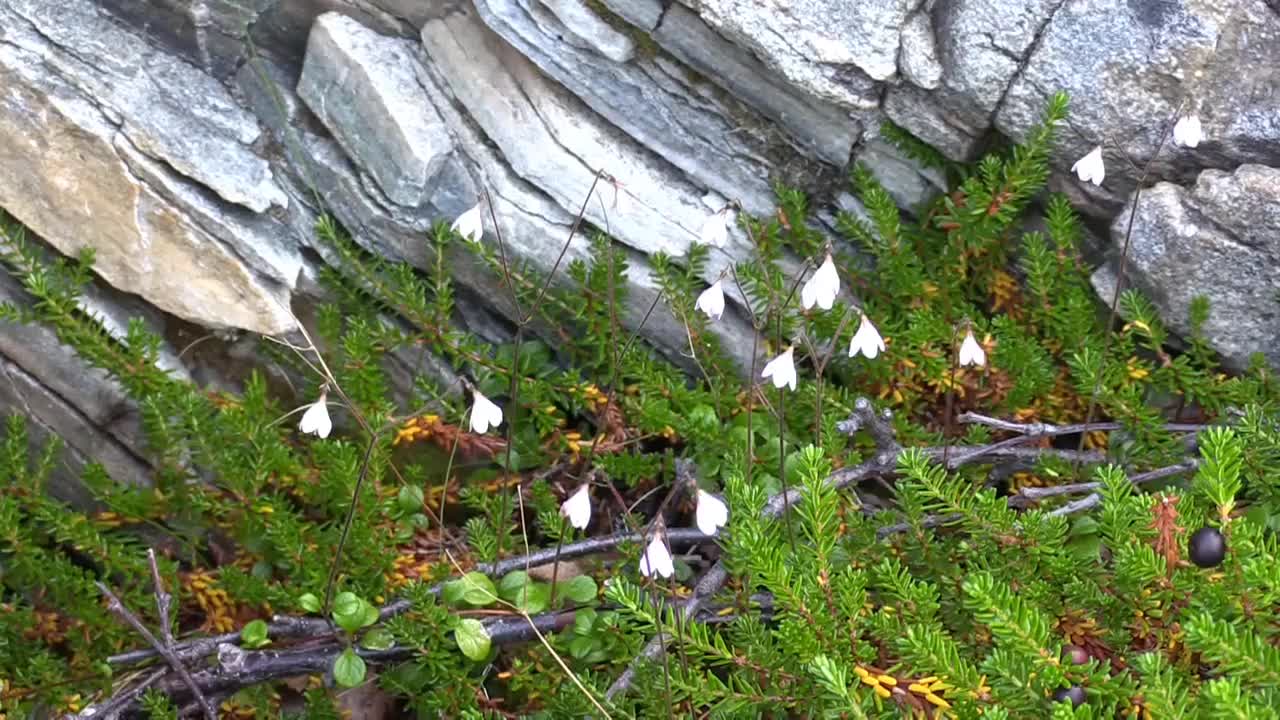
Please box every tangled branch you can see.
[89,399,1207,715]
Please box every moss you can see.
[583,0,661,61]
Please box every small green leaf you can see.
[298,593,321,613]
[498,571,532,601]
[445,572,498,607]
[333,592,366,633]
[359,599,380,629]
[562,576,598,604]
[333,648,367,688]
[455,618,491,661]
[397,485,425,513]
[360,628,395,651]
[512,582,550,615]
[240,619,269,649]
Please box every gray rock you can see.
[933,0,1062,131]
[2,0,288,213]
[470,0,838,216]
[854,138,946,212]
[538,0,636,62]
[298,13,455,208]
[997,0,1280,203]
[898,11,942,90]
[1091,165,1280,371]
[683,0,904,101]
[0,15,298,337]
[885,0,1065,162]
[0,271,153,505]
[596,0,665,30]
[652,3,857,167]
[884,83,985,161]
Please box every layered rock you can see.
[1092,165,1280,371]
[0,0,1277,501]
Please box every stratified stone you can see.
[0,36,297,337]
[298,13,455,208]
[683,0,905,99]
[470,0,839,216]
[653,3,857,166]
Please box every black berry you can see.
[1053,685,1086,707]
[1188,527,1227,568]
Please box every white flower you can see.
[638,533,674,578]
[561,484,591,530]
[1173,114,1202,148]
[958,329,987,367]
[610,180,630,215]
[468,390,504,434]
[299,393,332,439]
[801,254,840,311]
[761,346,797,391]
[699,207,734,248]
[1071,146,1105,186]
[451,203,483,242]
[695,490,729,536]
[848,312,885,359]
[695,280,726,320]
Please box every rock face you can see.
[0,0,1277,496]
[1092,165,1280,371]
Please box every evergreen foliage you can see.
[0,92,1277,718]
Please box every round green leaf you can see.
[240,619,269,649]
[358,599,380,629]
[561,576,598,604]
[298,592,321,614]
[446,572,498,607]
[333,592,366,633]
[498,571,532,601]
[512,582,550,615]
[333,648,367,688]
[397,485,425,513]
[455,618,491,661]
[360,628,395,651]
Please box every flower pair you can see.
[560,485,728,537]
[759,312,885,392]
[1071,114,1204,187]
[639,492,728,578]
[299,388,502,438]
[559,485,727,579]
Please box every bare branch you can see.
[96,581,217,720]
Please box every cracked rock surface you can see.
[0,0,1277,501]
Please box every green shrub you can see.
[1,92,1277,719]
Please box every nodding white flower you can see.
[699,207,734,248]
[299,392,332,439]
[761,346,797,391]
[561,484,592,530]
[695,490,729,536]
[468,390,504,434]
[1173,114,1203,148]
[610,180,630,215]
[1071,146,1106,186]
[695,280,726,320]
[639,533,675,578]
[451,203,483,242]
[801,254,840,311]
[848,312,885,359]
[958,329,987,367]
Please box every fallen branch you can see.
[99,398,1210,711]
